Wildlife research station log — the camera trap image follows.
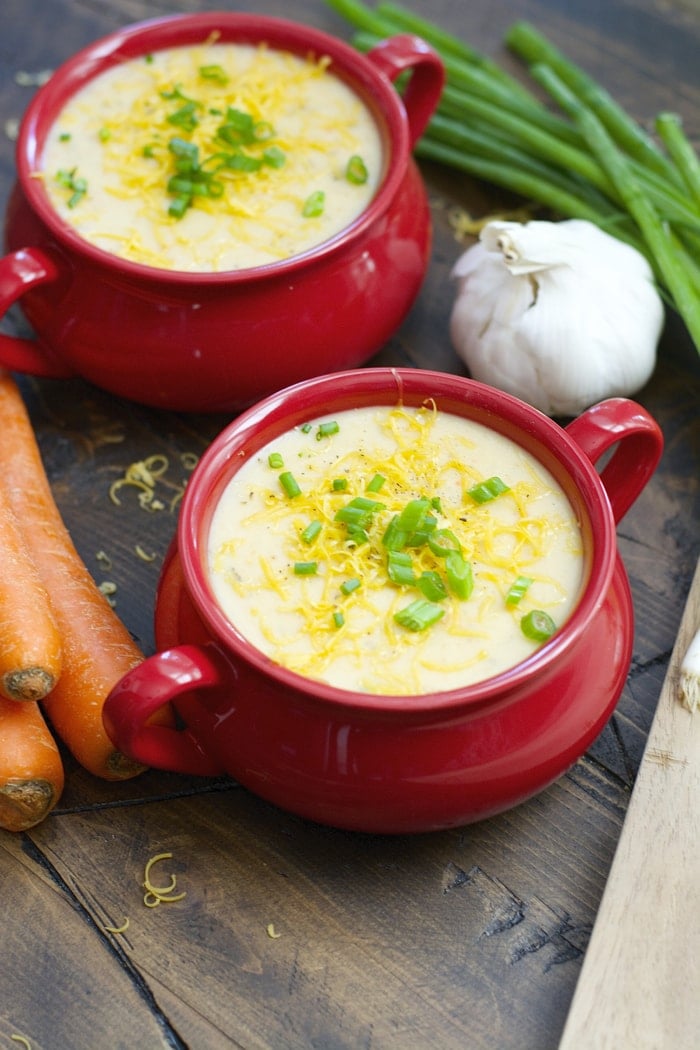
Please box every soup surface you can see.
[41,42,383,271]
[207,404,585,695]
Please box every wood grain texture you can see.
[559,558,700,1050]
[0,0,698,1047]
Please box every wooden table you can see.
[0,1,698,1047]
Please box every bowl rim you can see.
[15,11,414,284]
[176,367,620,714]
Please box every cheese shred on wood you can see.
[208,403,584,695]
[142,851,187,907]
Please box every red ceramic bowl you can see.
[0,14,444,412]
[103,369,663,834]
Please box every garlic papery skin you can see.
[449,218,664,416]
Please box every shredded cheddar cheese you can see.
[109,452,196,513]
[42,43,382,271]
[135,544,157,562]
[98,580,117,606]
[104,917,130,935]
[142,851,187,907]
[208,404,584,695]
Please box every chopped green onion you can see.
[59,132,71,142]
[346,524,370,545]
[333,611,345,629]
[347,496,384,512]
[417,571,447,601]
[98,127,111,142]
[199,64,229,84]
[334,505,371,527]
[294,561,318,576]
[168,137,199,165]
[394,599,445,632]
[404,514,438,547]
[56,168,87,208]
[168,195,190,219]
[217,108,256,144]
[268,452,284,469]
[340,577,361,595]
[467,476,510,503]
[335,496,384,526]
[332,477,348,491]
[346,154,369,184]
[445,551,474,599]
[395,498,431,534]
[279,471,302,499]
[302,190,325,217]
[387,550,416,586]
[381,515,410,551]
[300,423,313,434]
[161,85,192,102]
[223,152,263,173]
[167,100,200,132]
[366,473,385,492]
[427,528,462,557]
[263,145,286,169]
[506,575,533,605]
[300,520,322,544]
[520,609,556,641]
[317,420,340,439]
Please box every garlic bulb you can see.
[450,218,664,416]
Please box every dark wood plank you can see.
[0,0,698,1047]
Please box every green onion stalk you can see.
[324,0,700,358]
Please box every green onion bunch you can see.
[326,0,700,357]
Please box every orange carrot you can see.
[0,372,146,780]
[0,476,63,702]
[0,695,64,831]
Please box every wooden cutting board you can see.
[559,556,700,1049]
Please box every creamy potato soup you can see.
[41,43,383,271]
[207,404,585,695]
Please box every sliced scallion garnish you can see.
[506,575,533,605]
[56,168,87,208]
[317,420,340,439]
[520,609,556,641]
[302,190,325,218]
[467,476,510,503]
[445,551,474,599]
[427,528,462,557]
[301,520,322,545]
[387,550,416,586]
[346,154,369,184]
[394,598,445,632]
[279,471,302,499]
[294,561,318,576]
[417,571,447,602]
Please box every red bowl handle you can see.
[103,644,231,776]
[366,34,445,148]
[565,398,664,523]
[0,247,75,377]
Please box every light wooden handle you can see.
[559,556,700,1049]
